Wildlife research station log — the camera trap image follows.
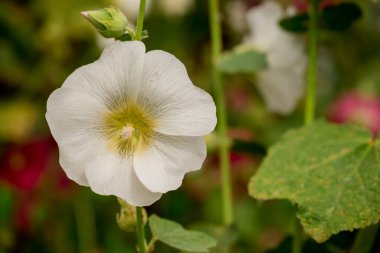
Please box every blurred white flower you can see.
[159,0,194,17]
[245,0,307,115]
[46,41,216,206]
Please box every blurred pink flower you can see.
[329,92,380,135]
[0,138,53,191]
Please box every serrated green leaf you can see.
[149,215,217,253]
[249,121,380,242]
[218,49,267,74]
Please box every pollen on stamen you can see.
[120,124,135,139]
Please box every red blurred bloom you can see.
[329,92,380,135]
[0,138,54,191]
[293,0,338,12]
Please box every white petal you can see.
[256,68,305,115]
[63,41,146,106]
[85,150,162,206]
[137,50,216,136]
[133,134,206,193]
[46,88,107,185]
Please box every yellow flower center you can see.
[102,102,156,156]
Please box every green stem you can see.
[147,237,158,253]
[351,223,379,253]
[292,219,302,253]
[135,0,146,40]
[304,0,319,125]
[208,0,233,226]
[136,207,147,253]
[293,1,320,252]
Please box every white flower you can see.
[245,1,307,115]
[46,41,216,206]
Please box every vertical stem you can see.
[292,219,302,253]
[135,0,146,40]
[351,224,379,253]
[208,0,233,225]
[304,0,319,125]
[294,0,320,252]
[136,207,147,253]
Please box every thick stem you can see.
[293,1,320,252]
[292,219,302,253]
[135,0,146,40]
[208,0,233,226]
[351,224,379,253]
[136,207,147,253]
[304,0,319,125]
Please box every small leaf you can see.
[218,49,267,74]
[279,13,309,33]
[321,3,362,30]
[149,215,217,253]
[249,121,380,242]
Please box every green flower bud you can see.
[116,198,147,232]
[81,6,129,39]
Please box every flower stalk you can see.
[304,0,319,125]
[293,0,319,252]
[135,0,146,41]
[351,223,379,253]
[136,206,147,253]
[208,0,233,225]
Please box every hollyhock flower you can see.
[244,0,307,115]
[46,41,216,206]
[329,91,380,135]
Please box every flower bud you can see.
[116,198,147,232]
[81,6,129,39]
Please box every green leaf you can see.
[249,121,380,242]
[321,3,362,30]
[149,215,217,252]
[279,13,309,33]
[218,48,267,74]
